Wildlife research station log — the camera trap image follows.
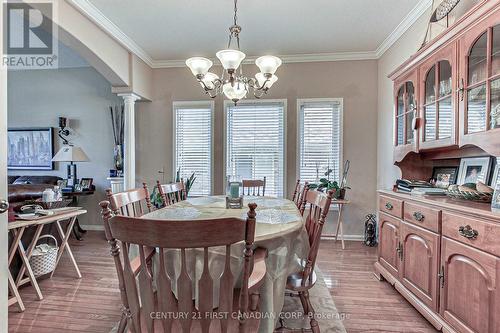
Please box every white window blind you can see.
[174,102,213,196]
[226,101,285,197]
[298,99,343,184]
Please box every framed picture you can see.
[74,184,83,192]
[80,178,93,190]
[432,166,458,188]
[56,179,68,188]
[457,157,492,185]
[491,163,500,188]
[8,128,54,170]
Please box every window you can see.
[173,101,213,196]
[298,99,343,184]
[225,100,286,197]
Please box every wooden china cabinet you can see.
[376,2,500,333]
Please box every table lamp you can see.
[52,145,90,187]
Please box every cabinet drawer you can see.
[442,212,500,257]
[403,202,440,233]
[379,195,403,218]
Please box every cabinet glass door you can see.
[395,82,416,147]
[465,25,500,133]
[422,61,453,142]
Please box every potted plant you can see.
[308,162,350,200]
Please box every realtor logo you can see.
[2,0,58,69]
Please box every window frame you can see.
[223,99,288,197]
[172,100,215,196]
[296,98,344,185]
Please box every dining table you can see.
[139,195,310,333]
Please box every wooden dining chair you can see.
[104,184,155,333]
[106,183,153,217]
[242,177,266,196]
[277,189,334,333]
[100,202,267,333]
[291,180,309,210]
[156,180,186,207]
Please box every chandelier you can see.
[185,0,282,104]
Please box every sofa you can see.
[8,175,62,204]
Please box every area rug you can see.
[278,268,347,333]
[109,268,346,333]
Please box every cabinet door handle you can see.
[459,225,478,239]
[413,211,425,222]
[438,265,445,288]
[457,78,464,101]
[385,202,393,210]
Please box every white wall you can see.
[8,67,121,226]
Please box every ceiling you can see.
[82,0,431,66]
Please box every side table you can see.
[323,199,350,250]
[63,190,95,240]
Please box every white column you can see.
[118,93,140,190]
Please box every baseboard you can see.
[321,234,364,241]
[81,224,104,231]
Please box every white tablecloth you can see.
[140,196,309,332]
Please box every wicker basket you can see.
[30,235,59,277]
[446,188,493,203]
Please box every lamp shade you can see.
[255,55,282,75]
[255,73,278,89]
[186,57,213,76]
[52,146,90,162]
[216,49,246,70]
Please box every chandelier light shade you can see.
[255,73,278,89]
[200,72,219,90]
[255,56,282,75]
[186,57,213,76]
[216,49,246,71]
[186,0,282,104]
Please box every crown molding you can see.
[375,0,433,57]
[67,0,432,69]
[151,51,379,68]
[67,0,155,67]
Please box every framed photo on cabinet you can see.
[457,157,492,185]
[432,166,458,188]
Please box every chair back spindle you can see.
[242,177,266,196]
[101,202,260,332]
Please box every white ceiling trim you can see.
[375,0,433,57]
[67,0,433,69]
[151,51,379,68]
[67,0,155,67]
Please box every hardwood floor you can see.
[8,232,437,333]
